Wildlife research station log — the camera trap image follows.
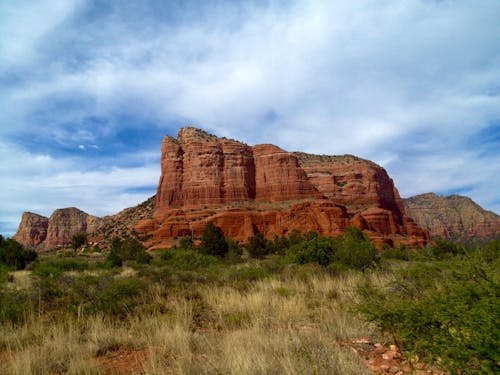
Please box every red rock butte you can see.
[135,127,430,248]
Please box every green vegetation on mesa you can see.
[0,226,498,374]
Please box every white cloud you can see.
[1,0,500,236]
[0,142,158,236]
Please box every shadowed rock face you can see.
[44,208,102,249]
[13,208,103,250]
[145,127,429,248]
[403,193,500,241]
[13,212,49,247]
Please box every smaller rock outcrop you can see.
[403,193,500,241]
[43,208,102,249]
[13,212,49,247]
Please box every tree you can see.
[0,237,37,270]
[247,232,271,259]
[199,222,228,257]
[71,233,87,252]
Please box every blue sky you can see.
[1,0,500,237]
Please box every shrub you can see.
[431,239,464,259]
[225,237,243,261]
[158,248,220,270]
[334,234,377,271]
[92,277,146,316]
[199,222,228,257]
[32,259,88,278]
[358,251,500,374]
[0,237,37,270]
[105,249,123,268]
[71,232,87,252]
[286,236,337,266]
[247,232,272,259]
[179,236,194,250]
[111,236,147,260]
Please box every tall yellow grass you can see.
[0,270,375,374]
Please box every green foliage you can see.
[334,231,377,271]
[358,244,500,374]
[71,232,87,251]
[286,236,337,266]
[225,237,243,261]
[92,277,146,316]
[179,236,194,250]
[230,266,270,282]
[111,236,147,260]
[106,236,150,265]
[158,248,220,270]
[284,227,377,271]
[247,232,273,259]
[32,259,88,278]
[381,244,412,261]
[0,237,38,270]
[199,222,228,257]
[106,249,123,268]
[431,239,464,259]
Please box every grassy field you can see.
[0,233,498,374]
[0,253,374,374]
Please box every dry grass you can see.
[0,267,375,374]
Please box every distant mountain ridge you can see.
[403,193,500,241]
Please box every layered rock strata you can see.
[13,212,49,247]
[13,207,102,250]
[404,193,500,241]
[141,127,429,248]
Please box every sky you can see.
[1,0,500,237]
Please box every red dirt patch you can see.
[96,350,147,375]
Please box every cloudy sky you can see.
[1,0,499,237]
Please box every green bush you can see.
[0,236,38,270]
[284,227,377,271]
[431,239,464,259]
[110,236,147,261]
[92,277,146,316]
[158,248,220,270]
[334,233,377,271]
[106,249,123,267]
[286,236,337,266]
[71,232,87,252]
[247,233,272,259]
[32,259,88,278]
[358,249,500,374]
[199,222,228,257]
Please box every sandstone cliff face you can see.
[403,193,500,241]
[14,207,103,250]
[43,208,102,249]
[155,127,319,220]
[145,127,429,248]
[13,212,49,247]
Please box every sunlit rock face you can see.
[145,127,429,248]
[404,193,500,241]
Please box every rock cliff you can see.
[403,193,500,241]
[44,208,102,249]
[142,127,429,248]
[13,212,49,247]
[13,207,103,250]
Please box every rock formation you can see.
[13,212,49,247]
[13,127,433,251]
[403,193,500,241]
[13,207,103,250]
[44,208,102,249]
[139,127,429,248]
